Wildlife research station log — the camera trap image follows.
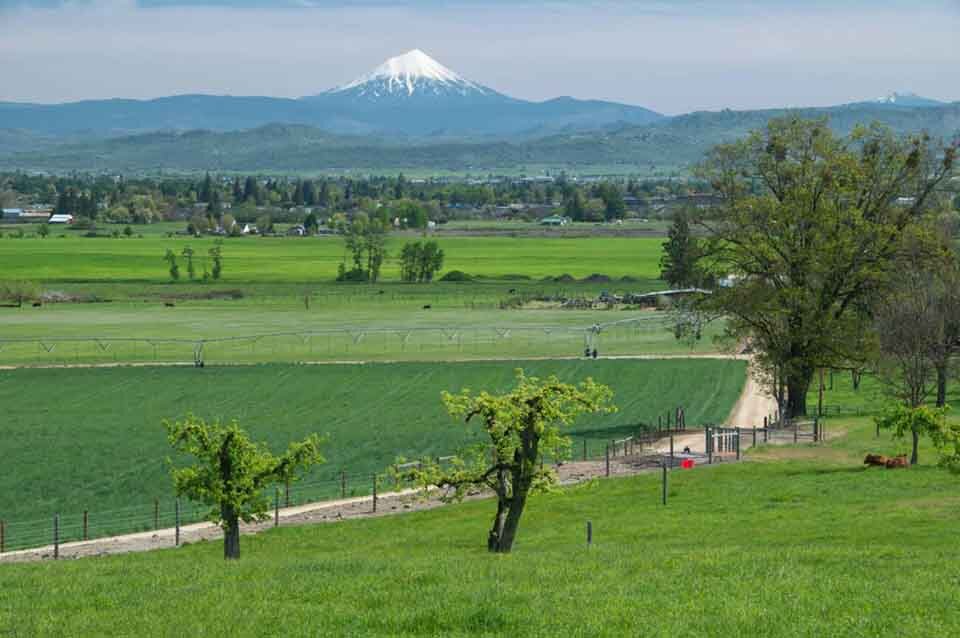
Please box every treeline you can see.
[0,171,720,221]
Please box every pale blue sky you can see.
[0,1,957,113]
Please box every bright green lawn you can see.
[0,234,664,282]
[2,419,959,637]
[0,358,746,543]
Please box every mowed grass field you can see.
[0,358,746,537]
[4,418,960,636]
[0,233,665,282]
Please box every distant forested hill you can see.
[2,103,957,174]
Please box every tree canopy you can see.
[395,371,614,553]
[165,415,324,559]
[694,117,955,417]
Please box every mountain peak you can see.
[874,91,944,107]
[330,49,491,99]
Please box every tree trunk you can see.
[487,470,509,552]
[223,508,240,560]
[911,429,919,466]
[495,476,531,554]
[785,369,812,419]
[936,363,948,408]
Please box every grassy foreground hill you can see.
[2,419,959,636]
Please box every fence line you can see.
[1,408,699,555]
[0,314,678,367]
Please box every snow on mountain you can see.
[873,91,945,107]
[323,49,504,102]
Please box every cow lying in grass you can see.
[863,454,909,469]
[884,455,909,469]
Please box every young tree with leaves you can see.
[209,243,223,281]
[395,371,614,553]
[875,405,949,466]
[164,249,180,281]
[694,117,955,418]
[182,246,196,281]
[165,415,324,560]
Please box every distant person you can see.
[682,446,691,454]
[591,348,598,359]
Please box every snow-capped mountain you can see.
[298,49,662,134]
[0,49,664,137]
[324,49,505,103]
[872,92,945,107]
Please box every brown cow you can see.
[864,454,889,467]
[885,455,909,469]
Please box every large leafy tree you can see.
[397,372,614,554]
[165,416,323,560]
[695,117,955,418]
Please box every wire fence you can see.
[0,410,837,557]
[0,410,696,555]
[0,313,680,366]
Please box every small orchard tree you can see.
[37,223,50,239]
[929,408,960,471]
[164,249,180,281]
[396,371,614,554]
[165,415,324,560]
[875,405,949,466]
[209,243,223,281]
[182,246,196,280]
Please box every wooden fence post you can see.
[340,470,347,499]
[583,439,587,461]
[285,478,290,507]
[752,427,757,448]
[83,510,88,541]
[274,487,280,527]
[818,367,825,417]
[175,498,181,547]
[661,463,668,506]
[736,429,741,460]
[605,445,610,477]
[814,418,820,442]
[586,521,592,546]
[1,520,5,554]
[154,498,160,530]
[794,421,798,444]
[54,514,60,560]
[372,474,378,513]
[669,434,674,465]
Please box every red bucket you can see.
[681,459,695,470]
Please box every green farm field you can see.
[0,233,665,282]
[0,357,746,543]
[4,418,960,636]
